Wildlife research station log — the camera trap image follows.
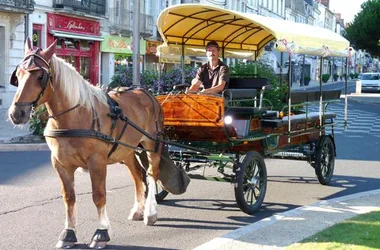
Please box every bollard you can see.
[355,80,362,94]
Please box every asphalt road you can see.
[1,98,380,250]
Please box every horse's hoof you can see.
[89,229,110,249]
[56,240,75,249]
[56,229,77,249]
[89,241,107,249]
[144,213,157,226]
[128,211,144,221]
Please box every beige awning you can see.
[156,4,351,58]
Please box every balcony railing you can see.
[108,8,154,38]
[53,0,106,17]
[0,0,34,13]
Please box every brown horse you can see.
[8,38,182,249]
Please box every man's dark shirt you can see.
[195,59,229,92]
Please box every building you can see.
[0,0,34,108]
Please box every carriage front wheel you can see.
[234,151,267,215]
[314,135,335,185]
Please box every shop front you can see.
[100,35,146,85]
[47,13,103,85]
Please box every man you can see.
[188,41,229,94]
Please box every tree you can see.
[345,0,380,57]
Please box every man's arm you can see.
[188,67,203,91]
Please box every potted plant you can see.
[322,74,330,83]
[333,73,339,81]
[303,76,311,86]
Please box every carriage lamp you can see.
[224,115,233,125]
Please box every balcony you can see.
[0,0,34,13]
[53,0,106,17]
[108,8,154,38]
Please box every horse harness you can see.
[10,48,52,108]
[11,48,163,158]
[43,88,164,158]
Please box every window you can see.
[32,24,43,48]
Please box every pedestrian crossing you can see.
[304,101,380,138]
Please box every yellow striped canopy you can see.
[156,4,351,59]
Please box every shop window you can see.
[33,24,43,48]
[80,40,91,51]
[64,39,79,49]
[65,56,78,68]
[80,57,91,80]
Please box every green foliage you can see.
[345,0,380,57]
[354,73,359,78]
[333,74,339,81]
[321,74,330,83]
[229,62,287,110]
[304,76,311,85]
[350,73,355,79]
[29,105,48,137]
[108,65,197,93]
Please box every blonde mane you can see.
[50,55,108,110]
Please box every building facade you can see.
[0,0,34,108]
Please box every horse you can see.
[8,38,189,249]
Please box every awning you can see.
[159,54,191,64]
[156,4,351,58]
[50,30,104,41]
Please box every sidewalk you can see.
[0,108,48,151]
[194,189,380,250]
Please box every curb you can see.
[193,189,380,250]
[0,143,49,152]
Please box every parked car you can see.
[359,73,380,93]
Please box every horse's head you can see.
[9,38,57,124]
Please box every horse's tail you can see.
[136,144,190,195]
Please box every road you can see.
[1,94,380,250]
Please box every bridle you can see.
[9,48,52,108]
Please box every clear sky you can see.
[329,0,367,23]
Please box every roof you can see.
[156,4,351,58]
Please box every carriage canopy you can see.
[156,4,351,59]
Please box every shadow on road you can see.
[0,151,51,184]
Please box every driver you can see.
[188,41,229,94]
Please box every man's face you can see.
[206,46,219,59]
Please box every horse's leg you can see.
[52,157,78,249]
[87,157,110,249]
[123,154,146,221]
[142,141,162,226]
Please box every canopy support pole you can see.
[181,44,185,84]
[344,57,348,130]
[319,57,323,135]
[287,55,292,143]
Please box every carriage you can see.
[8,4,353,249]
[152,4,352,215]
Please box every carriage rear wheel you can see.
[142,169,169,202]
[234,151,267,215]
[314,136,335,185]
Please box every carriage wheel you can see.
[234,151,267,215]
[142,168,169,202]
[314,136,335,185]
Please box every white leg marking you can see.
[98,206,110,230]
[144,176,158,225]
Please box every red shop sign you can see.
[47,13,100,36]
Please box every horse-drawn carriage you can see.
[153,4,352,214]
[8,3,352,249]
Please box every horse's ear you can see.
[42,39,58,61]
[24,37,32,53]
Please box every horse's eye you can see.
[38,74,43,80]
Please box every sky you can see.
[329,0,367,23]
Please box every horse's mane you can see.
[50,55,108,110]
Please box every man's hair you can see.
[206,41,220,51]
